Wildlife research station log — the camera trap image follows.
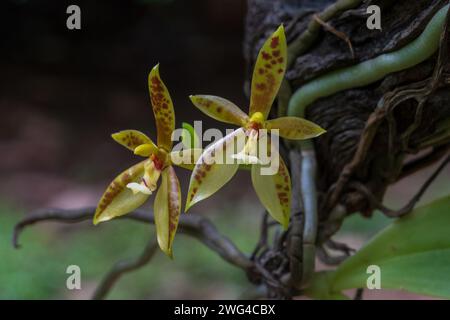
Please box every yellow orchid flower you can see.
[93,64,200,257]
[185,25,325,228]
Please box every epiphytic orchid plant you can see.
[93,64,199,257]
[186,25,325,228]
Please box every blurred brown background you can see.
[0,0,266,299]
[0,0,250,207]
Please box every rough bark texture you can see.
[245,0,450,226]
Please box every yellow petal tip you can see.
[111,132,120,141]
[185,195,200,212]
[184,201,192,213]
[93,215,105,226]
[152,63,160,74]
[189,95,199,103]
[317,128,327,137]
[272,24,285,39]
[160,246,173,259]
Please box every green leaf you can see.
[181,122,200,149]
[307,195,450,299]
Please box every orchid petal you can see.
[126,182,152,195]
[231,129,261,164]
[185,128,246,211]
[111,130,154,152]
[249,25,287,119]
[189,95,249,127]
[134,143,159,157]
[251,153,291,229]
[148,64,175,151]
[142,160,161,193]
[266,117,326,140]
[93,160,150,225]
[154,165,181,257]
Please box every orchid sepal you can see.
[185,128,246,211]
[154,165,181,257]
[93,160,151,225]
[111,130,155,152]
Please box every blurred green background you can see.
[0,197,258,299]
[1,163,448,299]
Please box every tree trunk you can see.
[244,0,450,297]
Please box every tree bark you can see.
[244,0,450,295]
[245,0,450,223]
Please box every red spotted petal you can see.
[185,128,246,211]
[249,25,287,119]
[148,64,175,151]
[251,151,291,229]
[154,165,181,257]
[189,95,249,127]
[94,160,150,225]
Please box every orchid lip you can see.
[230,128,261,164]
[126,182,152,195]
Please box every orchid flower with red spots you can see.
[93,64,200,257]
[185,25,325,228]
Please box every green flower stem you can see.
[299,149,318,287]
